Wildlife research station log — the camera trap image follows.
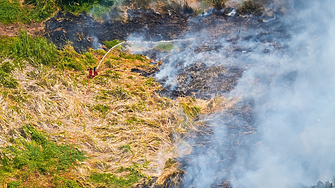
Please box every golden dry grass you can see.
[0,44,238,186]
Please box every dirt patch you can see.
[0,22,44,37]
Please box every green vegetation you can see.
[105,70,121,80]
[164,158,177,169]
[0,125,86,187]
[89,162,150,187]
[0,0,57,24]
[119,52,146,61]
[12,30,59,66]
[0,0,116,24]
[0,30,59,67]
[180,101,201,118]
[0,71,18,88]
[154,43,174,52]
[103,39,121,49]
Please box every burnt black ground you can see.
[45,9,188,52]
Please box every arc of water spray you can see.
[96,38,195,70]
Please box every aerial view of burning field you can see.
[0,0,335,187]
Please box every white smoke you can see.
[229,0,335,187]
[154,0,335,187]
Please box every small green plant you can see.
[119,144,132,153]
[90,162,150,187]
[104,60,112,68]
[90,4,112,19]
[164,158,177,169]
[180,102,201,118]
[144,77,155,86]
[111,86,131,100]
[92,104,110,116]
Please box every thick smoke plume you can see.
[153,0,335,187]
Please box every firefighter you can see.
[93,67,98,77]
[88,68,93,78]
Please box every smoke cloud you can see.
[153,0,335,187]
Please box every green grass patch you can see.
[105,70,121,80]
[90,172,139,187]
[90,161,149,187]
[119,52,146,61]
[180,102,201,118]
[0,71,18,88]
[0,125,87,186]
[9,30,59,66]
[0,0,57,24]
[103,39,121,49]
[111,86,131,100]
[153,43,174,52]
[91,104,110,115]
